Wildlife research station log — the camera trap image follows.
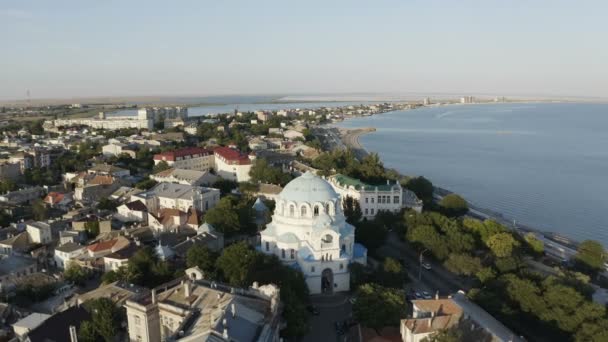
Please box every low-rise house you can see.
[25,221,52,244]
[58,230,87,245]
[124,272,281,342]
[54,242,86,269]
[103,244,138,272]
[0,186,44,205]
[0,255,38,291]
[148,208,188,234]
[400,293,523,342]
[248,137,269,151]
[87,164,130,178]
[110,186,143,203]
[86,236,130,259]
[0,161,20,181]
[12,313,51,340]
[171,222,224,258]
[151,168,218,186]
[283,129,304,140]
[74,175,122,203]
[116,200,148,223]
[21,305,91,342]
[329,174,423,219]
[43,192,73,210]
[0,232,30,255]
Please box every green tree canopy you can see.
[353,283,406,331]
[343,195,362,223]
[524,232,544,255]
[249,158,292,186]
[575,240,606,274]
[152,160,171,173]
[186,245,218,275]
[64,262,89,285]
[215,242,259,287]
[404,176,434,205]
[486,232,519,258]
[438,193,468,217]
[355,220,388,251]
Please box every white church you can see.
[259,172,367,294]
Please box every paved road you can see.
[377,232,469,296]
[303,293,357,342]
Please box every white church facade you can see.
[259,172,367,294]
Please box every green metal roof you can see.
[332,174,398,191]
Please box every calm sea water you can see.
[337,103,608,245]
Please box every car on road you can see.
[414,292,422,299]
[348,297,357,304]
[422,262,432,270]
[306,305,320,316]
[334,321,345,335]
[422,291,432,299]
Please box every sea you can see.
[336,103,608,246]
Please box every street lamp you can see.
[418,249,429,281]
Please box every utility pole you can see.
[418,249,428,281]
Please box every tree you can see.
[357,153,386,184]
[64,262,89,285]
[524,232,544,255]
[353,283,406,331]
[575,240,606,275]
[86,298,121,342]
[249,158,292,186]
[438,194,468,217]
[84,221,100,238]
[186,245,218,275]
[97,198,118,211]
[404,176,434,205]
[204,197,241,235]
[212,179,238,196]
[444,254,482,276]
[215,242,258,287]
[343,195,362,223]
[476,267,496,283]
[408,225,449,260]
[486,232,519,258]
[423,328,462,342]
[32,199,48,221]
[379,257,406,288]
[355,220,387,251]
[78,321,98,342]
[0,180,17,193]
[126,247,172,287]
[152,160,171,173]
[135,178,158,190]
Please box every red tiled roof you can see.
[88,239,118,252]
[153,147,212,162]
[44,192,65,204]
[214,147,251,165]
[88,175,115,185]
[186,207,201,226]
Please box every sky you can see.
[1,0,607,100]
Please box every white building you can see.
[133,183,220,215]
[25,221,52,244]
[124,272,281,342]
[213,147,253,182]
[328,174,422,219]
[259,172,367,294]
[54,242,86,269]
[153,147,214,171]
[150,168,218,186]
[51,116,153,131]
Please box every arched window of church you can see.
[289,205,295,217]
[301,206,307,217]
[281,249,285,258]
[340,263,344,270]
[265,242,269,251]
[341,244,345,252]
[313,205,319,216]
[324,203,330,215]
[321,255,324,261]
[290,249,295,259]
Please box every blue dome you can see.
[279,172,339,203]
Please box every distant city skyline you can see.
[1,0,607,101]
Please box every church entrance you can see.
[321,268,334,294]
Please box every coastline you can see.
[333,104,582,249]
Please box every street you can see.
[303,293,357,342]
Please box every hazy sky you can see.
[1,0,607,100]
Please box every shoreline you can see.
[333,104,583,249]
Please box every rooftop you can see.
[153,147,212,161]
[331,174,400,192]
[214,146,251,165]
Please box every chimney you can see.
[184,281,191,298]
[231,303,236,318]
[69,325,78,342]
[151,289,156,304]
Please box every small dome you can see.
[279,172,338,203]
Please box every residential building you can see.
[21,305,91,342]
[148,208,188,234]
[0,186,44,205]
[153,147,214,171]
[50,114,154,131]
[400,293,523,342]
[9,152,34,171]
[54,242,86,269]
[12,313,51,340]
[43,191,73,210]
[0,255,38,291]
[116,200,148,223]
[88,164,130,178]
[151,168,218,186]
[86,236,130,259]
[124,272,281,342]
[25,221,52,244]
[0,232,30,255]
[102,142,136,157]
[259,172,367,294]
[0,161,21,180]
[213,147,253,182]
[103,244,138,272]
[133,183,220,215]
[328,174,423,219]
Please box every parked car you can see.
[422,262,432,270]
[414,292,422,299]
[422,291,432,299]
[334,321,345,335]
[349,297,357,304]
